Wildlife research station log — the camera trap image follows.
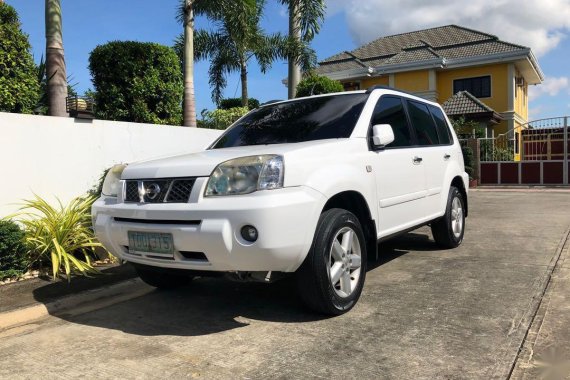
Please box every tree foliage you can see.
[199,107,249,129]
[89,41,183,125]
[220,97,259,110]
[0,220,28,280]
[451,116,484,139]
[295,74,343,97]
[0,3,40,113]
[279,0,325,42]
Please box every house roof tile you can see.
[442,91,496,116]
[317,25,529,75]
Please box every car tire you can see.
[135,266,193,289]
[431,186,465,248]
[295,208,367,315]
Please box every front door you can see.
[369,96,427,237]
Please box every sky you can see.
[8,0,570,121]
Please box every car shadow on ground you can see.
[36,230,439,337]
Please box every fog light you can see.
[240,225,258,242]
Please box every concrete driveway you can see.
[1,190,569,379]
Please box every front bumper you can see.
[92,180,325,273]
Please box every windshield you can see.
[210,93,369,149]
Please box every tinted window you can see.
[210,94,368,148]
[453,76,491,98]
[407,100,439,146]
[429,105,452,145]
[371,96,413,148]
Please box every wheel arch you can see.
[321,190,378,260]
[451,176,468,217]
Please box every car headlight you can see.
[102,164,128,197]
[205,155,284,196]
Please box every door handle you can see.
[444,153,451,160]
[413,156,423,164]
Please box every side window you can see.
[429,105,452,145]
[407,100,439,146]
[371,96,413,148]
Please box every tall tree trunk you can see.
[240,59,248,108]
[287,0,302,99]
[45,0,67,117]
[182,0,197,127]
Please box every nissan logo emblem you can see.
[145,183,161,200]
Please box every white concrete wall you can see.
[0,112,222,216]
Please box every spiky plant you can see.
[15,195,101,281]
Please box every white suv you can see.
[92,87,468,315]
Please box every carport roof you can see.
[442,91,503,124]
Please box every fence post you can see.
[562,116,568,185]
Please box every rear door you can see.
[369,96,427,237]
[405,100,454,217]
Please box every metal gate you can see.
[478,116,569,185]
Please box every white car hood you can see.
[121,139,361,179]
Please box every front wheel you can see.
[431,186,465,248]
[296,208,367,315]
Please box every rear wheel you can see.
[135,266,193,289]
[296,208,367,315]
[431,186,465,248]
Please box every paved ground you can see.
[0,264,137,313]
[1,191,570,379]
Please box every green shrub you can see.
[0,220,28,280]
[16,195,101,281]
[295,74,343,98]
[462,145,474,178]
[89,41,183,125]
[199,107,249,130]
[0,3,40,113]
[451,116,485,139]
[219,97,260,110]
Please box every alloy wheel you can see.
[328,227,362,298]
[451,196,464,238]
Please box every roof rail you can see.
[259,99,284,107]
[365,85,416,97]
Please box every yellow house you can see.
[316,25,544,141]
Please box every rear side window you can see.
[429,105,452,145]
[407,100,439,146]
[371,96,413,148]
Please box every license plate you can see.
[128,231,174,255]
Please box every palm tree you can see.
[280,0,325,98]
[176,0,314,108]
[179,1,197,127]
[45,0,67,116]
[177,0,255,127]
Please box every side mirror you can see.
[372,124,395,148]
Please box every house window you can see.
[342,81,360,91]
[453,76,491,98]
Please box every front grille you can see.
[166,179,195,203]
[125,181,139,201]
[124,178,196,203]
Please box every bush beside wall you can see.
[89,41,183,125]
